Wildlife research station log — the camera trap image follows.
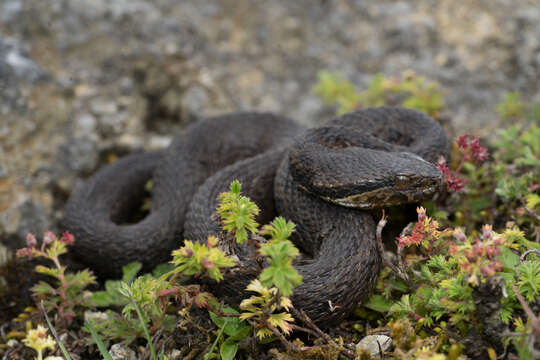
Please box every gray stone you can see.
[75,113,97,134]
[59,136,99,174]
[356,335,392,357]
[109,343,137,360]
[167,349,182,360]
[90,98,118,116]
[181,85,209,117]
[0,0,23,23]
[0,147,8,178]
[3,200,50,250]
[0,36,46,83]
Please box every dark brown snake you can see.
[62,106,449,323]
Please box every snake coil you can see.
[62,107,448,323]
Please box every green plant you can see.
[207,307,252,360]
[314,70,444,117]
[86,274,175,344]
[170,236,236,282]
[259,217,302,296]
[91,261,142,307]
[217,180,260,244]
[16,232,96,325]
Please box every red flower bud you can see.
[416,207,426,222]
[481,224,493,240]
[182,248,194,258]
[201,258,213,269]
[60,232,75,245]
[26,233,37,248]
[480,265,495,276]
[457,135,469,149]
[16,247,33,258]
[43,231,57,245]
[454,229,467,243]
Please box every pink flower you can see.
[16,247,33,258]
[445,170,468,192]
[436,156,467,192]
[43,231,57,245]
[454,229,467,243]
[416,207,426,221]
[60,232,75,245]
[26,233,37,248]
[456,135,489,162]
[201,258,213,269]
[469,136,488,162]
[457,135,469,149]
[481,224,493,240]
[181,248,194,258]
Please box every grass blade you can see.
[126,290,158,359]
[203,317,229,360]
[39,300,72,360]
[86,319,114,360]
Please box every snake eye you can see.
[394,174,412,188]
[396,174,409,182]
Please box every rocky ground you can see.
[0,0,539,262]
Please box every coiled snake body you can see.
[62,107,448,323]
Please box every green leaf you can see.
[525,193,540,209]
[500,246,520,269]
[220,338,238,360]
[87,319,113,360]
[230,180,242,195]
[259,264,302,297]
[209,308,252,340]
[364,294,395,313]
[31,281,56,297]
[260,217,295,241]
[34,265,59,278]
[91,292,115,307]
[152,263,174,277]
[122,262,142,283]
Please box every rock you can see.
[6,339,18,348]
[0,35,46,83]
[0,147,8,178]
[147,135,173,150]
[181,85,209,118]
[0,0,23,23]
[356,335,393,357]
[167,349,182,360]
[3,200,51,250]
[109,343,137,360]
[74,113,98,135]
[58,136,99,175]
[0,35,48,115]
[90,98,119,116]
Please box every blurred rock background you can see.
[0,0,539,256]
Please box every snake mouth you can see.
[299,172,443,209]
[324,182,440,209]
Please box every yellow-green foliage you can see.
[170,236,236,282]
[314,70,444,118]
[217,180,260,244]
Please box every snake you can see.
[61,106,449,324]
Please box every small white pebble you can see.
[356,334,392,357]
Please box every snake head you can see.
[290,147,444,210]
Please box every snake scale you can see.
[62,106,449,323]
